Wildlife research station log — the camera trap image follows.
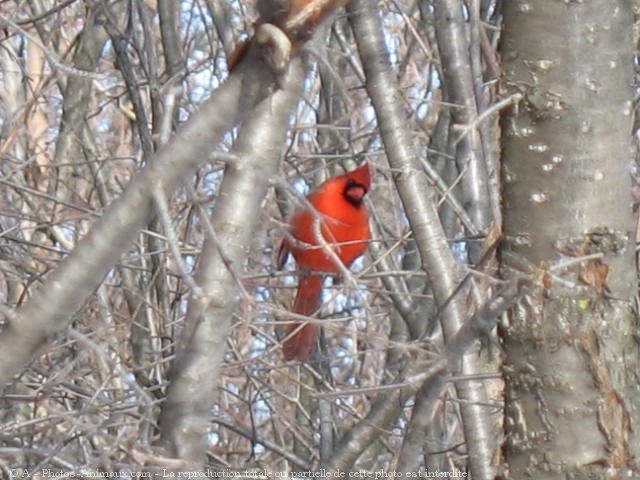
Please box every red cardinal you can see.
[278,162,371,361]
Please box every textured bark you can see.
[501,1,640,477]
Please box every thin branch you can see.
[453,93,522,147]
[0,12,106,80]
[152,187,203,297]
[214,417,311,470]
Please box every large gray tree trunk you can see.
[500,1,640,478]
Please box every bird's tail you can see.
[283,274,324,361]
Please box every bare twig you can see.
[0,12,106,80]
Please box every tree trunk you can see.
[500,1,640,478]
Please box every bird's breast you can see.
[288,208,370,273]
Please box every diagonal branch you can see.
[0,42,286,389]
[343,1,497,478]
[156,59,306,466]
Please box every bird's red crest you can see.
[348,162,371,192]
